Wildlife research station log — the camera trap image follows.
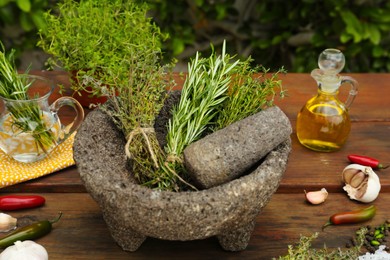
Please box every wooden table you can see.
[1,71,389,259]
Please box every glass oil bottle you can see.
[296,49,358,152]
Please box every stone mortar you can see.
[73,109,291,252]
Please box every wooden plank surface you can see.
[9,193,389,260]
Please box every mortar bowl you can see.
[73,109,291,252]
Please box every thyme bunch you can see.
[0,44,56,154]
[94,5,176,188]
[105,55,173,185]
[214,64,286,130]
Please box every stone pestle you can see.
[183,106,292,189]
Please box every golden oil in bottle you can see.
[296,92,351,152]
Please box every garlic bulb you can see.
[0,240,48,260]
[342,164,381,203]
[305,188,328,204]
[0,213,17,232]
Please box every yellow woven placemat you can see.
[0,133,75,188]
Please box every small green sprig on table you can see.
[275,228,367,260]
[0,43,56,153]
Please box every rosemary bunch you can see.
[159,42,241,190]
[166,42,239,160]
[0,44,56,153]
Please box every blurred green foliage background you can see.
[1,0,390,72]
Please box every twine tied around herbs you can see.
[164,153,198,191]
[125,127,159,168]
[124,127,198,191]
[166,154,183,165]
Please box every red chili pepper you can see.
[322,205,376,230]
[347,154,389,169]
[0,195,45,211]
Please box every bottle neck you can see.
[311,68,341,93]
[317,88,339,96]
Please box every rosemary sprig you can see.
[0,43,56,154]
[0,48,29,100]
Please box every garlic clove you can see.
[342,167,361,184]
[342,164,381,203]
[305,188,328,205]
[0,213,17,232]
[349,171,367,188]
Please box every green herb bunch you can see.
[105,56,174,186]
[166,43,239,161]
[0,43,56,153]
[38,0,168,98]
[214,64,286,130]
[87,0,176,189]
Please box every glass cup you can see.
[0,75,84,163]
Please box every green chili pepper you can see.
[322,205,376,230]
[0,212,62,248]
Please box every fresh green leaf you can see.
[372,46,384,58]
[16,0,31,12]
[367,23,381,45]
[172,38,185,56]
[0,0,12,7]
[340,32,352,43]
[341,10,363,43]
[19,12,34,31]
[31,11,46,30]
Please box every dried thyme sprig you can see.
[0,43,56,154]
[275,227,367,260]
